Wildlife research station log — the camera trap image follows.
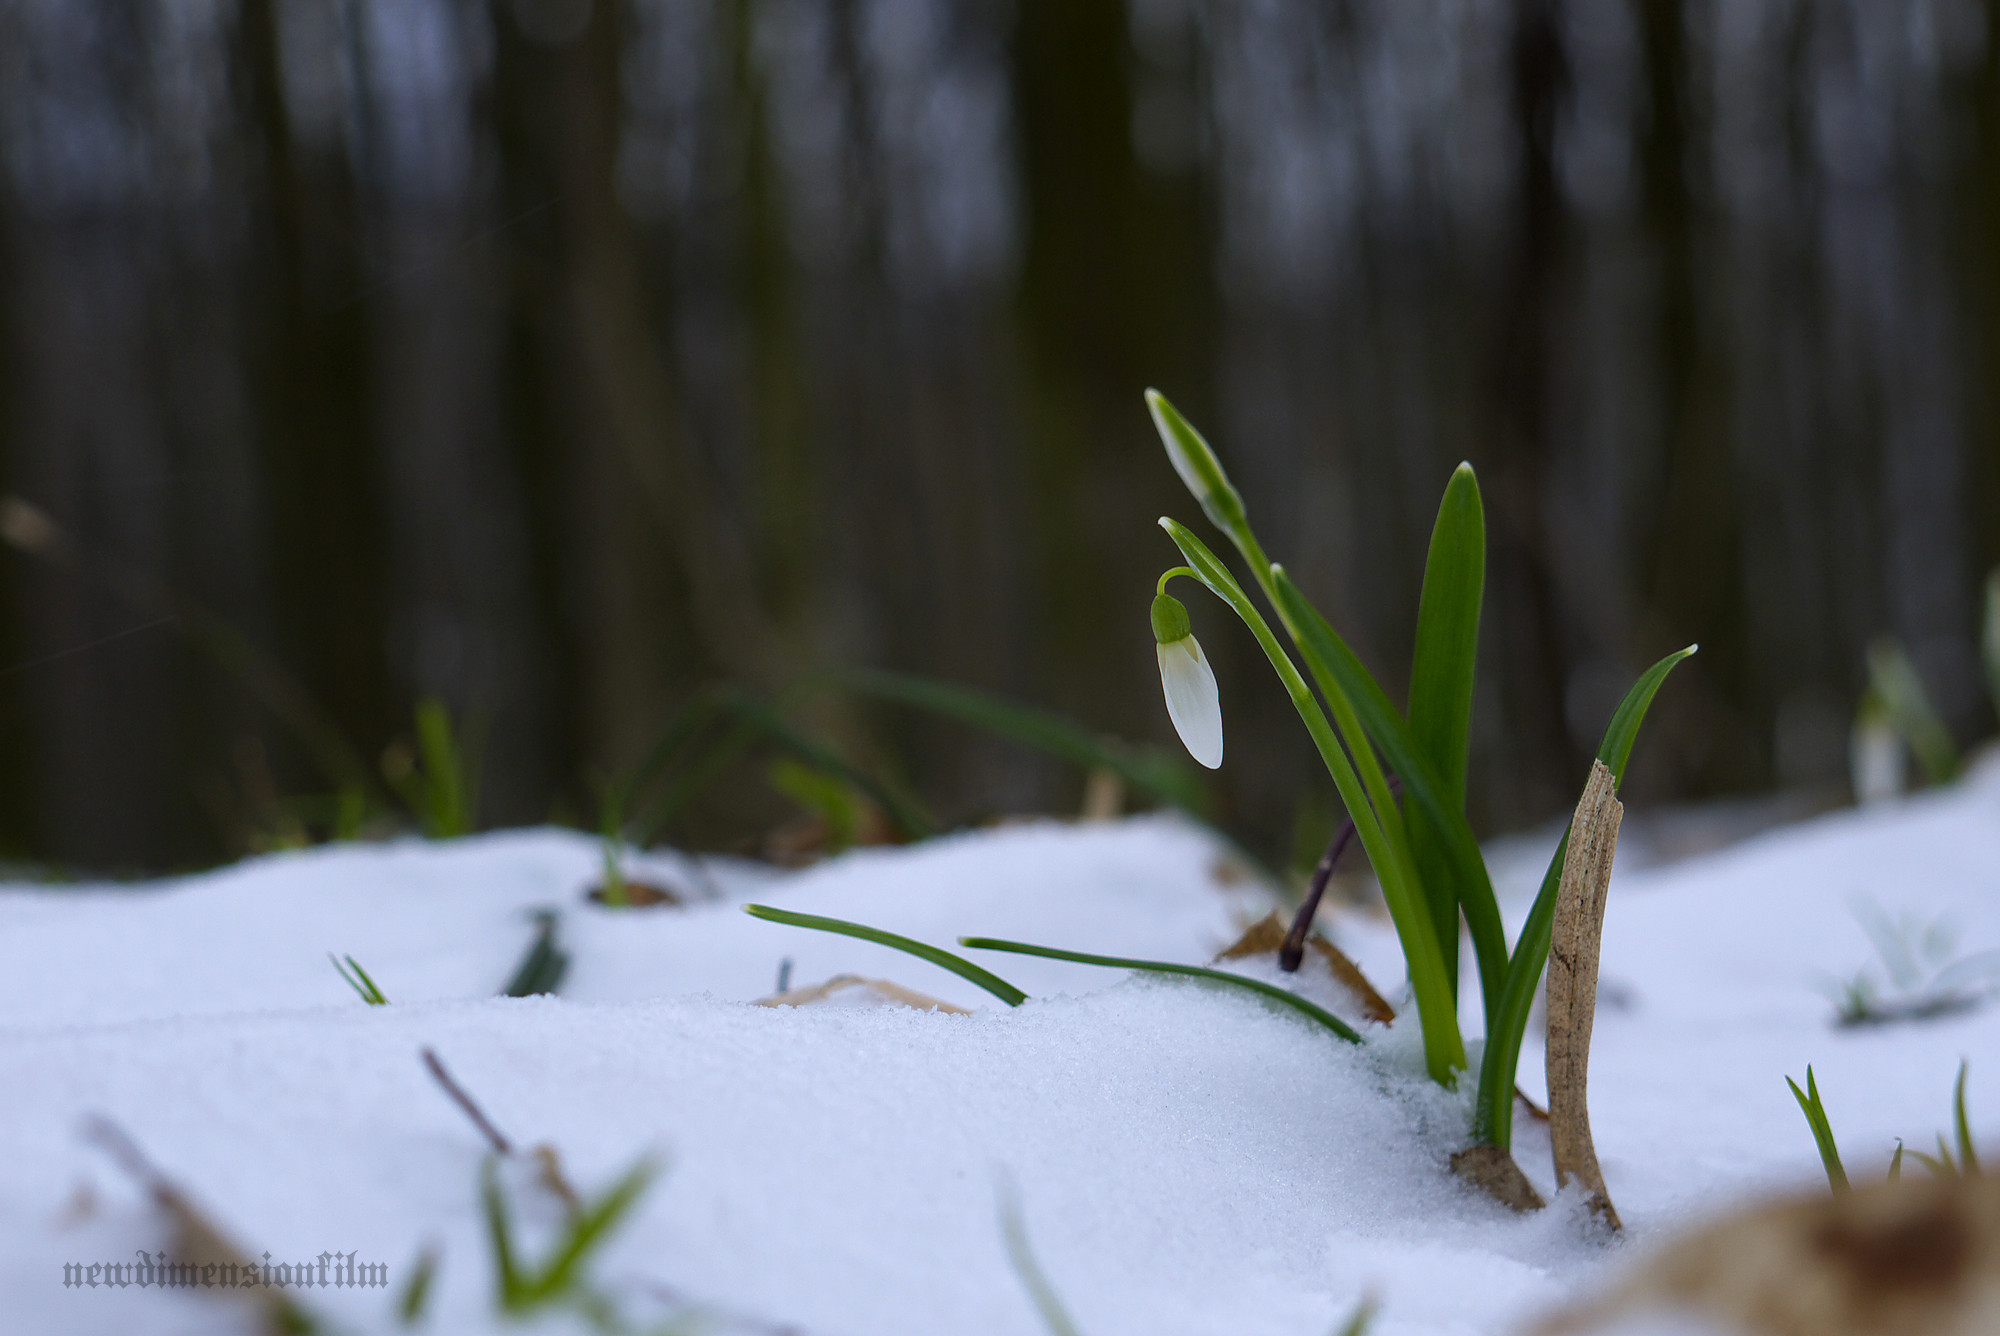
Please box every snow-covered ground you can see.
[4,765,1997,1335]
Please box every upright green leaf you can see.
[1405,464,1485,996]
[1472,645,1695,1148]
[1954,1060,1980,1175]
[1866,639,1959,785]
[1786,1067,1851,1194]
[1270,571,1507,1025]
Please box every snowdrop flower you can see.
[1146,388,1245,531]
[1152,589,1223,769]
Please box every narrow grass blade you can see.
[500,911,569,998]
[625,687,936,844]
[414,698,472,838]
[834,667,1211,816]
[998,1179,1086,1336]
[1406,464,1485,995]
[481,1156,523,1306]
[1889,1140,1905,1183]
[1866,639,1959,785]
[396,1241,439,1326]
[960,937,1362,1043]
[1786,1067,1850,1194]
[1473,645,1696,1148]
[1910,1147,1953,1176]
[745,905,1028,1006]
[1333,1296,1380,1336]
[1271,570,1506,1021]
[1954,1060,1979,1175]
[329,953,388,1005]
[530,1156,660,1302]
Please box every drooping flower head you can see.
[1152,589,1222,769]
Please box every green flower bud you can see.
[1151,591,1192,645]
[1146,389,1245,530]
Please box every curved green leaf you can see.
[744,905,1027,1006]
[961,936,1362,1044]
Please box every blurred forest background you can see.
[1,0,1998,872]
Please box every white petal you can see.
[1157,637,1223,769]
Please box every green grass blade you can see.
[415,699,469,837]
[396,1241,439,1326]
[1888,1139,1905,1183]
[1910,1148,1952,1177]
[1333,1296,1380,1336]
[500,911,569,998]
[1866,639,1959,785]
[1954,1060,1979,1175]
[329,953,388,1005]
[833,667,1212,816]
[745,905,1028,1006]
[1472,645,1696,1148]
[998,1180,1087,1336]
[959,937,1362,1043]
[1406,464,1485,995]
[529,1156,660,1302]
[623,687,937,845]
[1787,1068,1850,1194]
[1270,570,1506,1024]
[480,1155,524,1306]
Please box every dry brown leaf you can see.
[1529,1171,2000,1336]
[1546,759,1624,1230]
[1080,767,1125,820]
[1215,910,1397,1025]
[753,974,972,1014]
[584,879,684,908]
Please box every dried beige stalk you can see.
[753,974,972,1014]
[1546,759,1624,1229]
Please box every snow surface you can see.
[4,770,1999,1335]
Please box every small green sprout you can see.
[329,953,388,1005]
[381,698,483,839]
[480,1152,659,1329]
[1825,902,2000,1026]
[1786,1065,1850,1194]
[998,1179,1085,1336]
[500,909,569,998]
[1789,1060,1980,1192]
[1860,639,1959,788]
[395,1241,439,1327]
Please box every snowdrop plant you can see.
[1143,389,1689,1153]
